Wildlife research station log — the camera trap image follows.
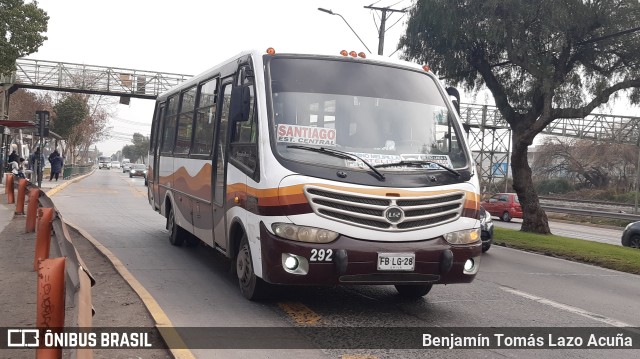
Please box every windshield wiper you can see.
[373,160,461,178]
[286,145,385,181]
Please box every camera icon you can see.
[7,329,39,348]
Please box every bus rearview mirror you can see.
[230,84,251,123]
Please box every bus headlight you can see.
[272,223,339,243]
[444,228,481,245]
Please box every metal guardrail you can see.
[27,183,96,358]
[541,205,640,222]
[540,196,636,208]
[37,190,96,297]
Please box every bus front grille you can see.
[304,186,465,232]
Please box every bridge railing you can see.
[14,58,192,99]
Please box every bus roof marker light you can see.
[423,65,430,72]
[266,47,276,55]
[358,52,366,58]
[340,50,348,56]
[349,51,357,57]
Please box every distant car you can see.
[621,221,640,249]
[111,161,121,169]
[129,164,147,178]
[122,163,131,173]
[479,206,494,252]
[482,193,522,222]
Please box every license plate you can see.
[377,253,415,271]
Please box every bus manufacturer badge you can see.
[384,207,404,224]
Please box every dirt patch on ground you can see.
[0,209,173,359]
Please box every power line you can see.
[111,117,151,126]
[363,4,407,55]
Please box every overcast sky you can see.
[29,0,638,156]
[30,0,413,156]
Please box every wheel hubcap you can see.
[631,237,640,249]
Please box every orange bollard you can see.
[5,173,15,204]
[15,178,28,214]
[34,208,54,271]
[26,188,40,233]
[36,257,65,359]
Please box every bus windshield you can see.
[268,57,469,173]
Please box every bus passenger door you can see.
[212,80,233,250]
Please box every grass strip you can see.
[493,227,640,275]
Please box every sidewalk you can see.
[0,176,64,233]
[0,175,171,359]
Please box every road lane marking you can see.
[278,302,323,325]
[500,286,632,327]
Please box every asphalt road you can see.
[50,170,640,358]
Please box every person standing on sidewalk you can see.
[49,151,63,181]
[29,147,45,185]
[8,150,18,164]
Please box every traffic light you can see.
[35,111,50,137]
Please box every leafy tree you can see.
[400,0,640,233]
[52,94,88,163]
[122,132,149,164]
[0,0,48,75]
[51,93,112,164]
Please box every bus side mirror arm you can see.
[230,84,251,124]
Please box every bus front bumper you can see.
[259,222,481,286]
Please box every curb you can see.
[65,221,196,359]
[45,169,97,197]
[46,170,196,359]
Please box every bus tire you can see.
[236,234,269,300]
[394,284,433,298]
[168,207,185,246]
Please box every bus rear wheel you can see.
[168,207,185,246]
[236,234,269,300]
[394,284,433,298]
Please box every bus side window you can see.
[174,86,197,155]
[229,66,259,178]
[192,78,218,156]
[161,95,179,154]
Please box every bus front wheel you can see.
[236,234,269,300]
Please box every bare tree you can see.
[534,137,637,190]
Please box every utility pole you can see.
[363,5,407,55]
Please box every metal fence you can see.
[62,165,94,180]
